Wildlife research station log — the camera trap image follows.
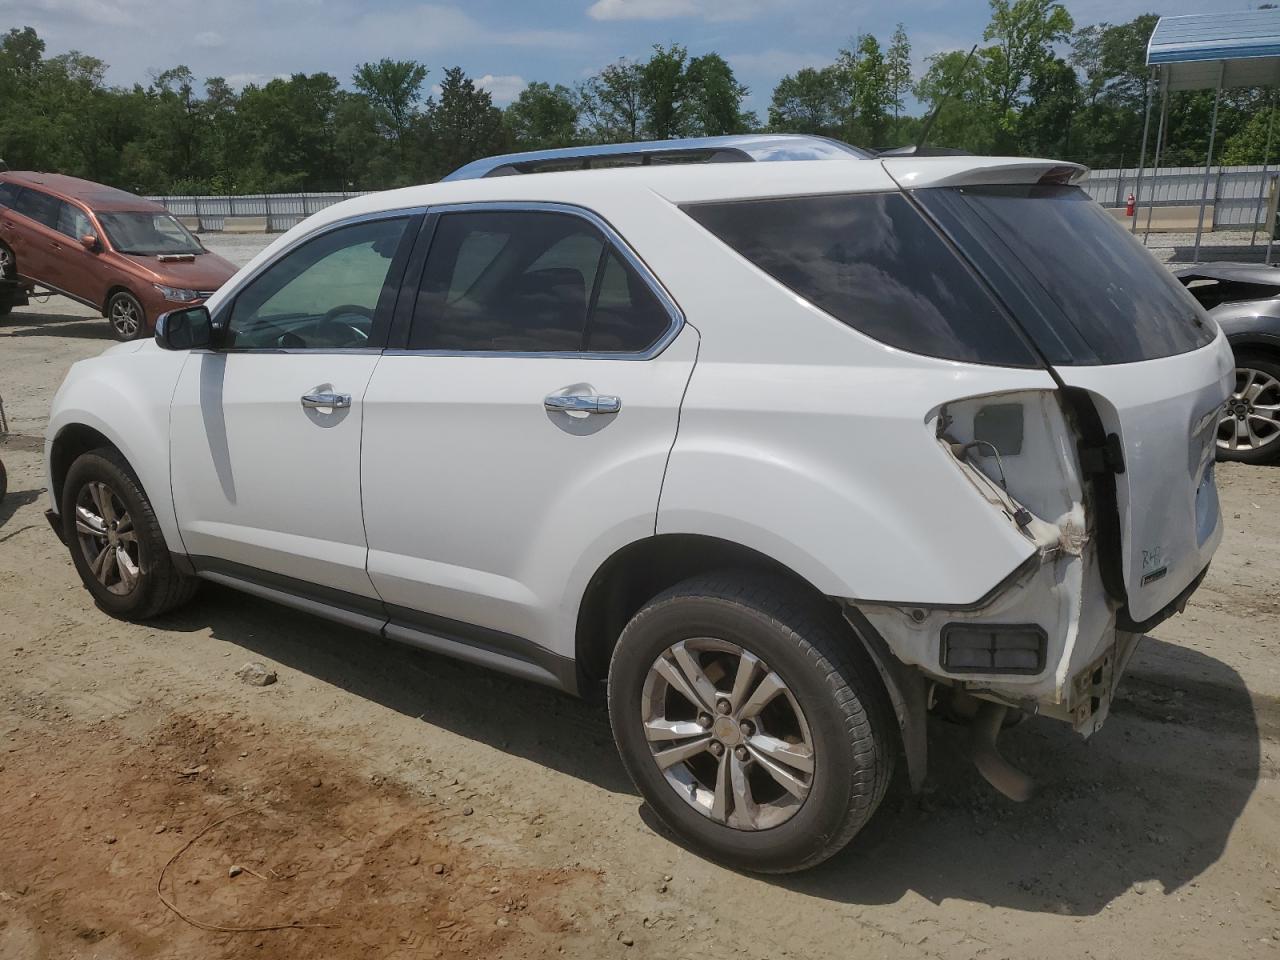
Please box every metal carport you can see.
[1136,9,1280,262]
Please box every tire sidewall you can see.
[608,593,876,873]
[0,242,15,282]
[107,290,146,342]
[61,452,160,617]
[1219,353,1280,465]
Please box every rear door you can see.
[43,200,102,303]
[5,185,62,287]
[360,205,696,671]
[912,178,1231,624]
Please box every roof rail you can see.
[443,134,871,181]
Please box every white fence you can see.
[145,191,375,233]
[149,165,1280,233]
[1081,164,1277,229]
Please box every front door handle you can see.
[544,394,621,414]
[301,392,351,409]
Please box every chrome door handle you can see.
[544,394,621,414]
[300,392,351,409]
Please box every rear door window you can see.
[683,193,1040,367]
[409,209,674,354]
[15,187,61,229]
[919,184,1216,365]
[0,182,20,209]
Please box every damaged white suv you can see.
[45,136,1231,873]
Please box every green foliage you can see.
[504,82,580,151]
[2,9,1276,195]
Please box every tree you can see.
[914,49,994,153]
[504,81,579,151]
[839,34,892,146]
[579,58,644,141]
[639,43,691,140]
[685,53,752,135]
[353,58,428,164]
[767,66,845,136]
[982,0,1073,149]
[886,24,912,135]
[424,66,505,179]
[1016,56,1078,156]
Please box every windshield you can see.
[98,212,202,256]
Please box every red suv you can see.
[0,172,237,340]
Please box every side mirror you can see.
[79,234,99,251]
[155,305,213,350]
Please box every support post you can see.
[1131,67,1157,234]
[1143,76,1170,243]
[1192,62,1226,263]
[1251,91,1276,250]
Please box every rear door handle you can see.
[301,392,351,409]
[544,394,621,414]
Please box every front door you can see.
[361,206,697,667]
[170,213,416,600]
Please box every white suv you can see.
[45,136,1231,872]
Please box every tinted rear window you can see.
[932,184,1215,365]
[683,193,1040,367]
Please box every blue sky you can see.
[0,0,1227,115]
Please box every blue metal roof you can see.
[443,134,870,181]
[1148,10,1280,90]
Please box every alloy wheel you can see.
[110,296,141,339]
[74,480,141,596]
[1219,365,1280,453]
[0,246,13,280]
[641,637,815,831]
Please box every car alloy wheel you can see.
[1219,365,1280,454]
[74,479,142,596]
[109,294,143,340]
[641,637,815,831]
[0,245,14,281]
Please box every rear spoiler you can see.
[881,157,1088,190]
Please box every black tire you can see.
[106,289,146,342]
[608,571,894,874]
[0,242,15,282]
[0,458,7,503]
[1218,351,1280,465]
[61,447,198,620]
[0,242,16,318]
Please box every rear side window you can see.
[932,185,1215,365]
[409,209,673,354]
[15,187,61,228]
[683,193,1039,367]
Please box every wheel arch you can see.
[49,422,120,510]
[102,284,137,316]
[575,531,927,792]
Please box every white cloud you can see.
[193,30,224,49]
[475,73,526,105]
[224,72,288,90]
[13,0,137,26]
[727,49,832,78]
[586,0,777,22]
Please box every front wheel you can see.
[62,447,198,620]
[106,290,146,341]
[608,573,894,874]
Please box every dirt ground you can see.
[1,235,1279,959]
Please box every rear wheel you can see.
[0,242,15,282]
[0,243,16,318]
[62,448,198,620]
[106,290,146,341]
[1218,352,1280,464]
[608,572,894,874]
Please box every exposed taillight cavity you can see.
[932,390,1086,555]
